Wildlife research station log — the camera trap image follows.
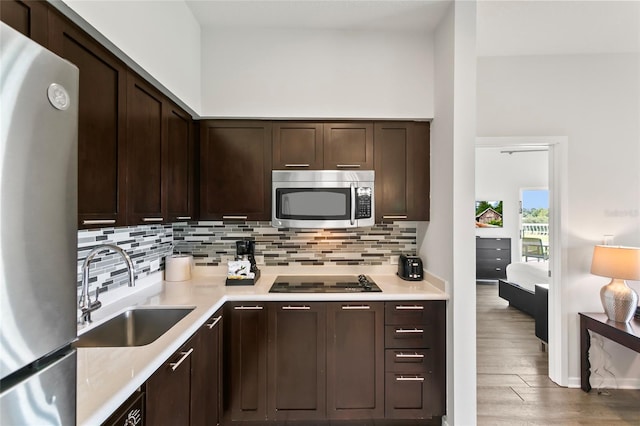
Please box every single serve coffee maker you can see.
[226,239,260,285]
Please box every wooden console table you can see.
[579,312,640,392]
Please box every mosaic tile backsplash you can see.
[173,221,417,266]
[77,221,417,299]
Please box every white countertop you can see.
[76,265,448,425]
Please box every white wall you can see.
[62,0,202,113]
[420,1,477,424]
[200,28,434,118]
[475,148,548,258]
[477,53,640,388]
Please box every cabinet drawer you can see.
[476,248,510,261]
[476,265,508,279]
[384,372,431,419]
[476,238,510,249]
[385,349,431,373]
[385,325,431,348]
[385,302,431,325]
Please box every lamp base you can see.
[600,278,639,323]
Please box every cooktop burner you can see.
[269,274,382,293]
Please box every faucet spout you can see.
[79,243,136,324]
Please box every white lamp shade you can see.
[590,245,640,281]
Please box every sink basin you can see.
[75,307,194,347]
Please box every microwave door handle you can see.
[350,183,356,226]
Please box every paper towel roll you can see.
[165,254,193,282]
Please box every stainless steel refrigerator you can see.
[0,22,78,425]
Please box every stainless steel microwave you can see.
[272,170,375,229]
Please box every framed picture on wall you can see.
[475,200,503,228]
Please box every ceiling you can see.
[185,0,640,56]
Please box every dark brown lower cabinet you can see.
[102,389,145,426]
[145,339,194,425]
[191,311,223,426]
[267,302,326,421]
[326,302,385,420]
[224,303,268,422]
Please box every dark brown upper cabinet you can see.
[0,0,48,46]
[374,122,430,222]
[48,12,128,229]
[126,74,167,225]
[272,122,324,170]
[324,122,374,170]
[166,103,195,222]
[200,120,272,221]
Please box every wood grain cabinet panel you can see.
[374,122,430,221]
[166,104,195,222]
[48,13,127,229]
[126,74,166,225]
[191,311,223,426]
[324,122,374,170]
[200,120,272,221]
[0,0,48,46]
[267,302,326,421]
[272,122,324,170]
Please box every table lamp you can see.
[590,245,640,323]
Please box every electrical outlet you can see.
[254,255,265,265]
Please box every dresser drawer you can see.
[476,264,508,279]
[385,302,432,325]
[385,325,432,348]
[476,237,510,249]
[385,349,431,373]
[476,248,510,261]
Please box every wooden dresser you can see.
[476,237,511,280]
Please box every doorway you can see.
[476,136,569,386]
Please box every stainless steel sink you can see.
[75,307,194,347]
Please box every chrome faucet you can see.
[79,243,136,324]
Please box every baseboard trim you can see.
[568,376,640,390]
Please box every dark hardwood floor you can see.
[477,283,640,425]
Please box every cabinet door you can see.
[191,311,223,426]
[126,74,166,224]
[146,341,194,425]
[374,122,430,221]
[323,122,373,170]
[200,120,272,221]
[326,302,384,419]
[102,390,145,426]
[0,0,48,46]
[166,103,195,222]
[225,303,267,421]
[48,13,127,229]
[267,302,326,420]
[272,122,323,170]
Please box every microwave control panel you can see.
[355,187,372,219]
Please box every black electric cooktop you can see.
[269,275,382,293]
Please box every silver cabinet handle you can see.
[396,352,425,359]
[342,305,370,310]
[143,217,163,222]
[82,219,116,225]
[496,248,502,251]
[395,328,424,334]
[495,268,502,271]
[350,183,356,226]
[396,376,425,382]
[169,348,193,371]
[336,164,361,168]
[395,305,424,311]
[223,216,248,220]
[176,216,191,220]
[233,305,263,310]
[282,305,311,310]
[284,164,310,168]
[206,315,222,329]
[382,215,407,219]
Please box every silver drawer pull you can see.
[169,348,193,371]
[336,164,361,168]
[495,268,502,271]
[206,315,222,329]
[342,305,370,310]
[284,164,310,168]
[176,216,191,220]
[223,216,248,220]
[82,219,116,225]
[496,258,502,261]
[396,376,425,382]
[395,328,424,334]
[496,248,502,251]
[143,217,163,222]
[396,353,425,359]
[395,305,424,311]
[282,305,311,310]
[234,305,263,310]
[382,215,407,220]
